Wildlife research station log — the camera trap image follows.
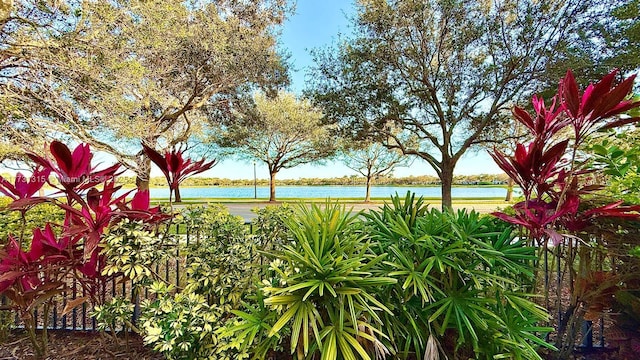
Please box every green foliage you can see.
[222,286,285,359]
[181,205,255,310]
[94,196,554,360]
[91,297,136,334]
[140,282,241,360]
[213,91,336,201]
[0,309,13,343]
[340,143,410,201]
[364,193,552,359]
[229,202,396,359]
[251,204,294,251]
[101,219,168,285]
[178,204,245,238]
[1,0,290,183]
[307,0,601,208]
[0,198,65,245]
[587,131,640,204]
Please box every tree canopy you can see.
[0,0,290,187]
[307,0,622,208]
[213,91,335,201]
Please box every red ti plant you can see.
[490,69,640,357]
[0,141,167,358]
[0,167,51,201]
[142,144,216,203]
[491,69,640,246]
[0,167,51,245]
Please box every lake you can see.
[148,185,511,199]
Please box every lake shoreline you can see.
[142,185,515,200]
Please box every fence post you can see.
[581,320,593,349]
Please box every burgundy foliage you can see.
[142,144,216,192]
[0,142,173,348]
[491,70,640,246]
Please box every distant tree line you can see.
[109,174,510,188]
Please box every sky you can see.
[211,0,503,180]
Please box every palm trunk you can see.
[174,186,182,202]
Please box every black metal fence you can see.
[3,221,255,332]
[541,238,606,350]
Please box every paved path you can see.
[216,201,504,222]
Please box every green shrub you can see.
[0,197,65,245]
[92,297,136,333]
[181,204,255,310]
[102,219,169,285]
[364,192,553,359]
[140,282,240,360]
[0,308,13,343]
[228,202,397,359]
[91,297,137,350]
[251,204,294,251]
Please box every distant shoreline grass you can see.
[151,197,509,204]
[136,183,510,189]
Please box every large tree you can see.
[214,91,335,202]
[0,0,289,188]
[307,0,616,209]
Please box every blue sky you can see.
[212,0,502,180]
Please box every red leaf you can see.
[0,175,18,199]
[131,190,150,211]
[142,144,170,182]
[491,211,531,227]
[70,144,92,178]
[50,141,73,176]
[512,106,534,130]
[86,188,100,213]
[560,70,580,118]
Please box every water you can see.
[147,185,509,199]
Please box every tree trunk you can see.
[174,186,182,202]
[135,151,152,192]
[364,175,372,202]
[440,166,454,210]
[136,176,150,191]
[269,170,277,202]
[505,178,514,202]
